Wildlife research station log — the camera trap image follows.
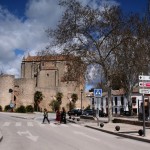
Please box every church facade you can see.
[0,55,88,111]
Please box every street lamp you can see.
[81,89,83,114]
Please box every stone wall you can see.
[0,75,14,110]
[14,78,35,107]
[0,55,90,112]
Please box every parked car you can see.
[83,109,95,116]
[68,108,82,116]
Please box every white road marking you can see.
[15,122,21,126]
[73,131,99,141]
[3,122,11,127]
[71,124,80,127]
[2,121,82,129]
[27,122,33,127]
[17,130,39,142]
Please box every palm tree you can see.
[56,92,63,104]
[34,91,44,112]
[71,93,78,103]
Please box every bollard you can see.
[100,123,104,128]
[77,118,80,121]
[115,126,120,131]
[69,116,71,119]
[138,129,143,136]
[72,117,75,120]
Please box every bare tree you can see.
[46,0,130,122]
[113,12,150,115]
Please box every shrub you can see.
[49,100,61,111]
[26,105,34,113]
[4,105,11,112]
[0,105,2,111]
[16,105,26,113]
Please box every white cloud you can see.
[0,0,118,78]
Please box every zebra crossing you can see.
[1,121,81,128]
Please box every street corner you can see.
[84,123,150,144]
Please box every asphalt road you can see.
[0,112,150,150]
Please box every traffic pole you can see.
[142,93,146,136]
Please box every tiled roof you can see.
[111,89,125,96]
[23,55,76,62]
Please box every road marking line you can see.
[17,130,39,142]
[3,122,11,127]
[71,124,80,127]
[15,122,21,126]
[73,131,99,141]
[27,122,33,127]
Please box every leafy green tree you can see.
[34,91,44,112]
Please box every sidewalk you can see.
[68,117,150,143]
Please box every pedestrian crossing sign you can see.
[94,89,102,97]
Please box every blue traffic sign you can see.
[94,89,102,97]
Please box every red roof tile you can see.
[23,55,77,62]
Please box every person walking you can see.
[56,109,61,124]
[60,107,66,124]
[42,108,50,124]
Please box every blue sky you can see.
[0,0,148,85]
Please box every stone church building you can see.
[0,55,88,111]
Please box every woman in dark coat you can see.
[60,107,66,124]
[56,109,61,124]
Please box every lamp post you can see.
[81,89,83,114]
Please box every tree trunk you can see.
[127,90,132,116]
[108,84,113,123]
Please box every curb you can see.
[11,116,35,120]
[0,131,3,142]
[85,125,150,143]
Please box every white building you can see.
[87,88,149,116]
